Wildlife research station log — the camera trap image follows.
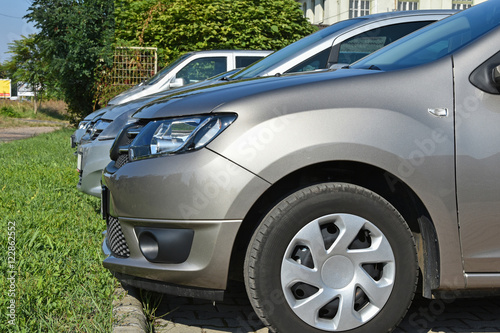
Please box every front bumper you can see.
[102,217,241,298]
[101,148,270,294]
[77,139,113,197]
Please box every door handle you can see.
[428,108,448,117]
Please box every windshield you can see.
[232,18,364,79]
[144,53,193,86]
[352,1,500,71]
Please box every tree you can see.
[6,35,48,113]
[115,0,316,66]
[26,0,114,121]
[0,62,9,79]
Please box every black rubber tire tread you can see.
[244,182,419,333]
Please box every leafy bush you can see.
[0,106,22,118]
[115,0,316,66]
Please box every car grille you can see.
[106,216,130,258]
[115,154,129,168]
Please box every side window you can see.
[236,56,264,68]
[176,57,227,84]
[337,21,432,64]
[285,48,332,73]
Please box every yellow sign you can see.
[0,79,11,98]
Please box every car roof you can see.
[186,50,272,55]
[358,9,458,21]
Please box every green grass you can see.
[0,128,117,332]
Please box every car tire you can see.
[244,183,418,333]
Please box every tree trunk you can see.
[33,91,37,114]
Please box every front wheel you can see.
[244,183,418,333]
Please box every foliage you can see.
[0,62,9,79]
[26,0,114,122]
[0,129,116,332]
[0,106,22,118]
[115,0,316,66]
[5,35,53,113]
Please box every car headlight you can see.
[78,120,90,130]
[129,114,236,161]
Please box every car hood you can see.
[107,84,147,105]
[83,109,107,121]
[133,69,377,120]
[101,76,235,121]
[101,94,162,121]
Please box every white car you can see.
[107,50,271,105]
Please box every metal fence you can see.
[112,47,158,86]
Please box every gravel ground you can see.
[0,126,61,143]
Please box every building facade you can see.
[297,0,485,25]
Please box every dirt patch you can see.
[0,126,61,143]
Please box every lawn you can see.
[0,128,116,332]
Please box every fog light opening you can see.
[139,231,159,261]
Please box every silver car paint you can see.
[208,59,462,288]
[128,58,463,289]
[102,149,270,289]
[453,27,500,278]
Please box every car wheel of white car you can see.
[244,183,418,333]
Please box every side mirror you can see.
[470,59,500,94]
[493,65,500,85]
[169,77,185,88]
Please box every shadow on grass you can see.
[38,106,68,121]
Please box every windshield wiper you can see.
[367,65,381,70]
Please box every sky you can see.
[0,0,37,63]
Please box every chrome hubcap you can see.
[281,214,396,331]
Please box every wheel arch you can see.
[229,160,439,298]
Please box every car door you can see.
[453,28,500,279]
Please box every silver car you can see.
[102,2,500,332]
[77,10,454,197]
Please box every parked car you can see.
[76,10,454,197]
[76,68,241,196]
[101,2,500,332]
[107,50,271,106]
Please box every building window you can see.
[398,1,419,11]
[349,0,370,18]
[452,0,473,10]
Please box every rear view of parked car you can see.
[76,10,454,197]
[101,1,500,332]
